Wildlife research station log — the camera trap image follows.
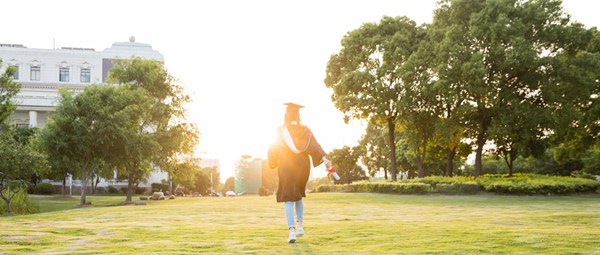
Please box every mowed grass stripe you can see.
[1,193,599,254]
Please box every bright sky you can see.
[3,0,599,182]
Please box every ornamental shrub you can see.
[476,173,600,195]
[34,182,56,195]
[107,185,119,194]
[0,189,39,215]
[435,182,481,194]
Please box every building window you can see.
[15,123,29,129]
[11,65,19,80]
[80,68,91,83]
[30,66,41,81]
[59,67,69,82]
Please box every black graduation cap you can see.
[284,102,304,115]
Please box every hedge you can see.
[34,182,55,195]
[316,182,430,194]
[314,174,600,195]
[476,173,600,195]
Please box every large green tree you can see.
[108,57,198,202]
[430,0,578,176]
[549,25,600,161]
[39,85,148,205]
[325,16,424,180]
[327,146,368,184]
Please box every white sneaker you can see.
[288,228,296,243]
[296,222,304,236]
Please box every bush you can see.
[316,182,430,195]
[95,187,105,194]
[34,182,55,195]
[435,182,482,194]
[476,173,600,195]
[135,187,147,195]
[107,185,119,194]
[258,186,271,196]
[151,183,169,192]
[1,189,39,215]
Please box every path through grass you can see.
[1,193,599,254]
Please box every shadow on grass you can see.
[290,240,316,255]
[30,195,131,213]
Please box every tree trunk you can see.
[169,174,173,195]
[126,172,133,202]
[62,178,66,196]
[416,158,425,178]
[417,134,428,178]
[0,193,12,216]
[446,147,456,177]
[80,161,89,206]
[474,131,486,178]
[387,118,397,181]
[502,150,515,177]
[383,167,388,180]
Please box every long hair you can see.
[284,111,300,126]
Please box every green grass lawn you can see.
[1,193,600,254]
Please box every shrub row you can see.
[315,174,600,195]
[316,182,430,194]
[476,173,600,195]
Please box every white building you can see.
[0,36,163,128]
[0,37,167,190]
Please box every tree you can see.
[549,26,600,161]
[39,85,148,206]
[327,146,368,184]
[325,16,424,181]
[171,160,201,193]
[108,57,198,202]
[0,60,21,127]
[0,129,46,216]
[488,99,547,176]
[430,0,578,176]
[194,170,211,195]
[223,177,235,193]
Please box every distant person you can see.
[268,102,331,243]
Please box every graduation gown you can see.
[268,124,326,203]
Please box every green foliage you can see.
[0,128,47,215]
[0,60,21,125]
[327,146,368,184]
[108,57,198,202]
[39,84,150,205]
[434,183,482,194]
[193,171,211,195]
[325,16,425,180]
[477,173,600,195]
[316,182,430,194]
[107,186,119,194]
[0,189,38,215]
[316,174,600,195]
[34,183,55,195]
[151,183,169,193]
[307,176,333,191]
[408,176,476,187]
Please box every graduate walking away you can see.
[268,102,332,243]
